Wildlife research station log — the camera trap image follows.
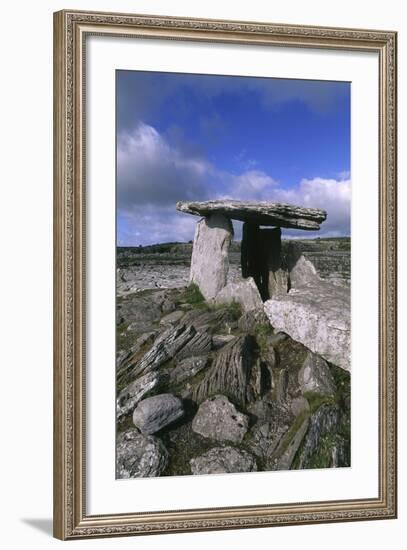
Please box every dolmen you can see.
[176,199,350,371]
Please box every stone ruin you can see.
[177,199,351,372]
[176,199,327,304]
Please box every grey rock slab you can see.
[290,396,310,417]
[132,394,184,435]
[159,310,185,326]
[298,351,336,396]
[174,331,212,360]
[117,371,160,420]
[177,200,327,230]
[192,395,249,444]
[212,334,236,349]
[286,242,320,289]
[117,331,157,374]
[214,276,263,313]
[190,446,257,475]
[189,213,233,300]
[169,355,210,385]
[193,335,255,406]
[264,279,350,371]
[272,416,310,470]
[116,429,168,478]
[130,324,196,378]
[248,421,289,463]
[296,404,342,469]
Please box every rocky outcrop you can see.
[174,331,212,360]
[264,279,351,371]
[116,429,168,478]
[132,394,184,434]
[192,395,249,443]
[177,200,327,230]
[193,335,255,406]
[130,324,196,379]
[295,404,342,469]
[190,446,257,475]
[248,420,289,464]
[189,213,233,300]
[117,371,160,420]
[298,351,336,396]
[272,416,310,470]
[168,355,210,385]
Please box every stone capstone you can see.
[132,393,184,434]
[116,428,168,478]
[192,395,249,443]
[189,213,233,300]
[177,200,327,230]
[190,446,257,475]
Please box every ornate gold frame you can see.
[53,9,397,540]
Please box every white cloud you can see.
[117,123,350,244]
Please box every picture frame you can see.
[53,9,397,540]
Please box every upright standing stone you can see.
[259,227,288,298]
[241,224,288,300]
[190,213,233,300]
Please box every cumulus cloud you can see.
[271,177,351,238]
[117,123,350,245]
[117,123,213,209]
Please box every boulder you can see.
[298,351,336,396]
[286,242,320,288]
[214,277,263,312]
[177,200,327,230]
[116,429,168,478]
[192,395,249,443]
[190,446,257,475]
[116,371,160,420]
[193,335,255,406]
[189,213,233,300]
[132,394,184,434]
[264,279,351,371]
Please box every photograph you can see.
[115,70,351,478]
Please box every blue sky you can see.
[117,70,350,246]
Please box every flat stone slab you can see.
[177,200,326,230]
[264,280,350,371]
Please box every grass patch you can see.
[178,284,208,309]
[210,300,242,320]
